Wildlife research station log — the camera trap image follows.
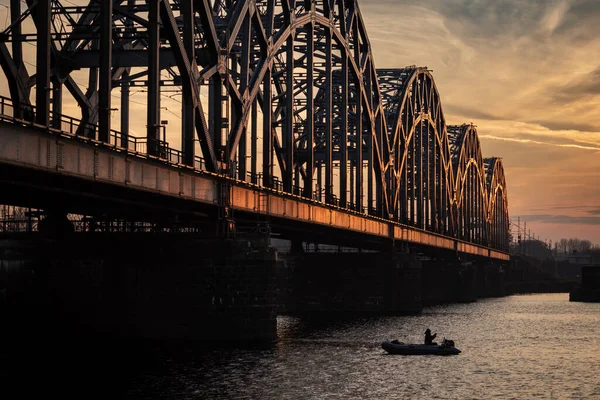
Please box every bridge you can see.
[0,0,510,341]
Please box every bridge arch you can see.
[485,158,509,251]
[377,67,454,234]
[201,1,389,214]
[0,0,388,209]
[0,0,512,254]
[448,124,488,245]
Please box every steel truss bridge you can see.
[0,0,509,260]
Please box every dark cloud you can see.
[551,0,600,42]
[437,0,547,37]
[371,0,559,41]
[546,67,600,107]
[366,0,599,48]
[562,67,600,96]
[519,214,600,225]
[533,120,600,133]
[430,0,600,44]
[445,80,600,134]
[443,104,504,122]
[589,209,600,215]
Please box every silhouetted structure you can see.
[570,266,600,302]
[0,1,513,341]
[0,0,509,253]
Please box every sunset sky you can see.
[361,0,600,246]
[0,0,598,246]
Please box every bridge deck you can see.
[0,117,508,261]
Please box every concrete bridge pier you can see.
[421,258,477,305]
[475,262,505,298]
[420,258,508,305]
[37,209,74,237]
[279,250,422,316]
[386,253,423,314]
[451,262,478,303]
[0,233,278,342]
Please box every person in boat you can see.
[424,328,437,345]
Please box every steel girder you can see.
[0,0,388,209]
[378,68,510,251]
[378,67,454,235]
[0,0,511,251]
[485,158,510,251]
[448,124,488,246]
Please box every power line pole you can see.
[517,216,521,254]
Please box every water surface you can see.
[2,294,599,399]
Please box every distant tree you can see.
[567,238,577,253]
[555,238,599,255]
[580,240,592,253]
[559,238,568,254]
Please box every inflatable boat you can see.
[381,338,461,355]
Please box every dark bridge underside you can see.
[0,160,480,258]
[0,162,383,250]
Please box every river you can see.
[1,293,599,399]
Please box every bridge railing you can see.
[0,95,207,171]
[0,95,364,211]
[0,96,15,120]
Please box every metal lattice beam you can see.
[0,0,510,251]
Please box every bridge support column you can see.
[386,253,422,314]
[280,251,422,316]
[421,259,507,305]
[0,234,278,342]
[421,258,477,305]
[475,262,505,298]
[456,263,477,303]
[37,209,74,237]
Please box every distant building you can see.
[555,253,597,265]
[570,266,600,302]
[556,253,600,280]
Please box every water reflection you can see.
[1,294,599,399]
